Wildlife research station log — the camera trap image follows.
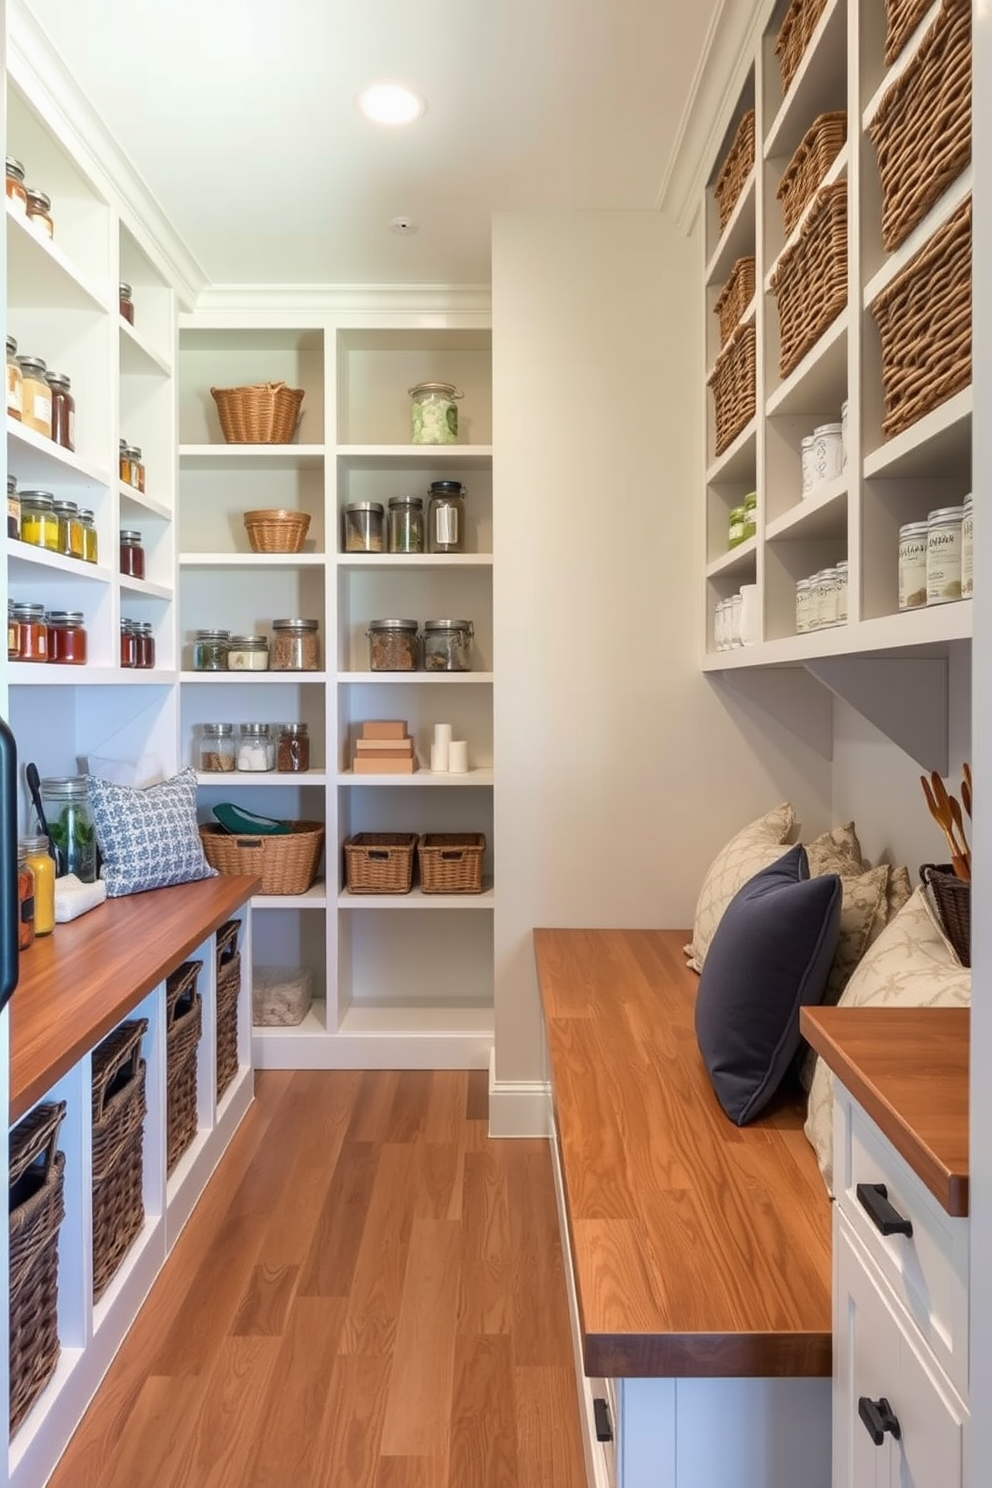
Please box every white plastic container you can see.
[926,505,965,606]
[813,423,844,485]
[898,522,929,610]
[962,494,974,600]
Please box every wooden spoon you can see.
[948,795,971,878]
[963,762,972,819]
[920,774,968,871]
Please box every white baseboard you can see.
[488,1050,552,1136]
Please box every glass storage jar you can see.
[237,723,276,772]
[7,475,19,540]
[78,509,98,563]
[119,529,145,579]
[17,356,51,438]
[343,501,384,553]
[46,610,87,665]
[46,372,74,450]
[6,335,22,422]
[423,618,474,672]
[119,282,134,325]
[40,776,97,882]
[19,492,58,551]
[54,500,83,559]
[136,621,155,670]
[427,481,466,553]
[21,835,54,937]
[199,722,236,773]
[277,722,310,773]
[742,491,757,541]
[795,578,813,635]
[5,156,27,213]
[728,505,746,548]
[192,628,231,671]
[17,845,34,950]
[926,505,965,606]
[8,601,19,661]
[408,381,462,444]
[25,188,53,238]
[388,495,425,554]
[120,618,137,668]
[962,494,974,601]
[836,560,849,623]
[12,602,48,661]
[271,618,319,671]
[367,618,419,671]
[227,634,270,671]
[898,522,929,611]
[812,423,843,485]
[128,446,145,493]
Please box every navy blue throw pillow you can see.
[694,844,841,1125]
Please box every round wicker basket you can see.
[243,508,311,554]
[210,381,304,444]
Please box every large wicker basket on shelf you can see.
[199,821,324,896]
[769,181,847,379]
[243,508,311,554]
[869,196,971,440]
[707,321,756,457]
[92,1019,148,1301]
[713,109,755,233]
[417,833,486,894]
[215,920,241,1100]
[166,961,203,1175]
[777,111,847,237]
[885,0,937,64]
[775,0,830,93]
[210,381,304,444]
[713,257,756,347]
[921,864,970,966]
[10,1101,67,1437]
[868,0,971,253]
[343,832,418,894]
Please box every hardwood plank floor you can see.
[47,1070,588,1488]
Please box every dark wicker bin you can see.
[216,920,241,1100]
[921,863,970,966]
[167,961,203,1175]
[92,1019,148,1301]
[10,1101,67,1437]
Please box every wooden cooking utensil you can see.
[963,762,972,819]
[920,774,970,879]
[948,795,970,875]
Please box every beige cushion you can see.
[805,822,867,876]
[685,803,797,971]
[804,886,970,1195]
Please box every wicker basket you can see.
[713,109,755,233]
[869,196,971,439]
[769,181,847,379]
[869,0,971,253]
[166,961,203,1176]
[92,1019,148,1302]
[775,0,830,94]
[344,832,418,894]
[216,952,241,1100]
[707,321,756,457]
[713,257,756,346]
[199,821,324,896]
[10,1101,66,1437]
[921,864,970,966]
[243,508,311,554]
[210,382,304,444]
[886,0,937,64]
[777,111,847,237]
[417,833,486,894]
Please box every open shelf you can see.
[179,552,326,568]
[6,203,107,313]
[864,389,972,480]
[766,478,848,541]
[338,883,495,910]
[337,444,493,469]
[339,671,494,685]
[179,444,325,468]
[338,768,493,787]
[764,0,846,161]
[706,419,757,484]
[863,167,972,310]
[337,553,493,570]
[706,536,756,579]
[7,419,111,492]
[705,167,757,287]
[119,319,172,378]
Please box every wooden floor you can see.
[48,1069,588,1488]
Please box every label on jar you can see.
[795,587,810,634]
[899,534,928,610]
[435,506,458,546]
[33,391,51,425]
[6,371,21,417]
[927,525,962,605]
[228,651,269,671]
[68,410,75,446]
[20,890,34,924]
[962,512,974,599]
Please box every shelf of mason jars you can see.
[6,200,108,314]
[178,553,493,570]
[8,665,178,686]
[702,599,972,672]
[192,769,493,787]
[862,166,973,309]
[763,0,845,162]
[178,445,493,467]
[8,417,111,491]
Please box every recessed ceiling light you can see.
[389,217,419,235]
[357,84,426,126]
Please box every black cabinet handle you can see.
[856,1182,913,1238]
[593,1396,613,1443]
[858,1395,901,1445]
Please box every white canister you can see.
[835,560,849,623]
[962,493,974,600]
[813,423,844,486]
[898,521,929,610]
[730,593,743,647]
[817,568,839,628]
[795,578,813,635]
[801,436,817,497]
[926,505,965,605]
[840,400,849,470]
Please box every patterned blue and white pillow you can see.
[86,768,217,898]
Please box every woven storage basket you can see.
[775,0,830,94]
[199,821,324,896]
[869,195,971,439]
[216,952,241,1100]
[869,0,971,253]
[713,257,756,347]
[344,832,418,894]
[243,508,311,554]
[417,833,486,894]
[166,961,203,1175]
[92,1019,148,1302]
[777,111,847,237]
[713,109,755,232]
[706,321,756,457]
[10,1101,66,1438]
[885,0,937,64]
[921,863,970,966]
[210,382,304,444]
[769,181,847,379]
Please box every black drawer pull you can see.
[856,1182,913,1238]
[593,1396,613,1443]
[858,1395,901,1445]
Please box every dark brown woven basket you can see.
[216,918,240,970]
[769,181,847,379]
[10,1101,66,1437]
[707,321,756,457]
[870,195,971,439]
[713,109,755,232]
[92,1019,148,1301]
[777,111,847,237]
[344,832,418,894]
[417,834,486,894]
[167,961,203,1175]
[216,953,241,1100]
[886,0,938,64]
[199,821,324,896]
[775,0,830,93]
[921,863,970,966]
[869,0,971,252]
[210,382,304,444]
[713,257,756,346]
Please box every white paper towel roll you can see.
[432,723,452,772]
[448,740,468,774]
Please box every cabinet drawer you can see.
[833,1088,969,1399]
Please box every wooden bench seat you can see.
[535,926,832,1380]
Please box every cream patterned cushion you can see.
[685,803,797,971]
[805,886,970,1195]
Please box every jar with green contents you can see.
[388,494,424,553]
[40,776,97,882]
[728,505,746,549]
[742,491,757,541]
[408,381,462,445]
[192,628,231,671]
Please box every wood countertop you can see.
[10,875,259,1122]
[535,927,832,1380]
[801,1005,969,1217]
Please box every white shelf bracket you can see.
[805,657,949,774]
[711,666,834,760]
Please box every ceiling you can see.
[22,0,724,288]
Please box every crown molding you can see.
[7,0,208,308]
[657,0,773,236]
[191,283,493,318]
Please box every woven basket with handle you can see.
[769,181,847,379]
[211,381,304,444]
[200,821,325,896]
[10,1100,67,1436]
[713,110,755,233]
[777,111,847,237]
[166,962,202,1175]
[92,1019,148,1300]
[921,864,970,966]
[417,833,486,894]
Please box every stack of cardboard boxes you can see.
[350,720,417,774]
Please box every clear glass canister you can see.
[136,622,156,670]
[119,529,145,579]
[54,500,83,559]
[8,601,18,661]
[427,481,466,553]
[120,619,137,668]
[17,357,51,438]
[742,491,757,541]
[227,634,270,671]
[962,494,974,601]
[277,722,310,773]
[835,560,849,623]
[408,381,462,445]
[388,495,425,554]
[192,628,231,670]
[926,505,965,606]
[728,505,746,549]
[79,509,98,564]
[423,618,474,672]
[40,776,97,882]
[119,282,135,325]
[5,156,26,213]
[46,372,75,450]
[26,188,53,238]
[6,335,22,422]
[12,602,48,661]
[271,618,320,671]
[199,722,236,772]
[21,835,54,936]
[237,723,275,772]
[795,578,813,635]
[367,618,419,671]
[817,568,840,628]
[7,475,19,540]
[19,492,58,551]
[46,610,88,665]
[343,501,384,553]
[898,522,929,610]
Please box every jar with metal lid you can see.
[227,634,270,671]
[408,381,462,444]
[5,156,26,213]
[25,188,53,238]
[271,618,319,671]
[388,494,425,554]
[54,499,83,559]
[119,529,145,579]
[21,835,54,937]
[423,618,474,672]
[7,475,19,540]
[812,423,843,485]
[128,445,145,493]
[926,505,965,606]
[277,722,310,773]
[40,776,97,882]
[17,356,51,438]
[898,521,929,610]
[728,505,746,549]
[8,601,19,660]
[17,845,34,950]
[119,282,134,325]
[962,494,974,601]
[840,400,849,469]
[46,372,74,450]
[78,508,98,563]
[120,618,137,668]
[199,722,236,773]
[742,491,757,541]
[237,723,276,772]
[817,568,840,628]
[12,602,47,661]
[835,560,849,623]
[427,481,466,553]
[192,628,231,671]
[46,611,87,665]
[795,578,813,635]
[343,501,384,553]
[119,439,132,485]
[19,491,58,551]
[367,618,419,671]
[136,622,156,669]
[6,335,22,422]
